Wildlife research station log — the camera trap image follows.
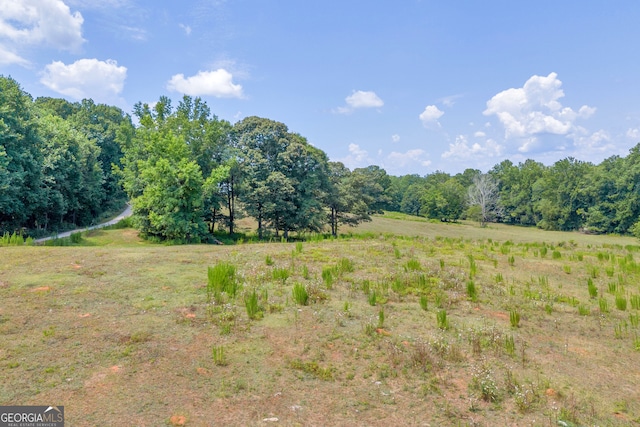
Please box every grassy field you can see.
[2,215,640,426]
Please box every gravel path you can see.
[35,204,133,243]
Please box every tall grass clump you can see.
[244,289,262,320]
[292,283,309,306]
[207,263,238,301]
[321,267,334,289]
[337,258,355,274]
[616,293,628,311]
[588,278,598,298]
[599,298,609,313]
[437,310,449,330]
[467,280,478,302]
[70,231,83,244]
[509,309,521,328]
[212,345,227,366]
[468,255,477,278]
[404,258,422,272]
[630,294,640,310]
[419,294,428,311]
[272,267,291,285]
[552,250,562,260]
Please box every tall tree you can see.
[467,173,502,226]
[0,76,45,233]
[325,162,371,236]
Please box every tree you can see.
[0,76,45,233]
[350,166,391,214]
[422,178,466,221]
[400,183,424,216]
[467,173,502,226]
[325,162,371,236]
[235,117,330,240]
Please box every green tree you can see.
[325,162,371,236]
[0,76,45,233]
[422,178,465,221]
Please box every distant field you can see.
[1,215,640,426]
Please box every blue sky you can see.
[2,0,640,175]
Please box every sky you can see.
[1,0,640,176]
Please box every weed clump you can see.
[292,282,309,305]
[207,263,238,301]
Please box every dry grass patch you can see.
[1,221,640,425]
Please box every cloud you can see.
[0,44,29,66]
[179,23,192,35]
[338,143,372,169]
[167,69,244,98]
[483,73,595,144]
[0,0,85,59]
[439,94,463,108]
[386,149,431,170]
[442,135,503,160]
[473,131,486,138]
[627,128,640,140]
[40,59,127,102]
[419,105,444,127]
[335,90,383,114]
[391,134,400,143]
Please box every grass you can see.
[2,216,640,425]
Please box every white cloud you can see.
[167,69,243,98]
[627,128,640,140]
[0,44,29,66]
[484,72,595,141]
[179,23,192,35]
[442,135,503,160]
[0,0,85,58]
[439,94,463,108]
[391,134,400,143]
[419,105,444,127]
[474,131,486,138]
[335,90,383,114]
[40,59,127,102]
[338,143,372,169]
[386,149,431,170]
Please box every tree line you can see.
[0,76,131,235]
[2,74,640,241]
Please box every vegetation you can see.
[2,215,640,425]
[6,74,640,242]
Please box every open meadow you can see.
[2,214,640,426]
